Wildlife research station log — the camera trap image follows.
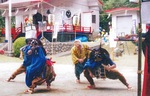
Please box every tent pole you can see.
[8,0,13,56]
[41,1,44,39]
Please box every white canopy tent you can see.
[0,0,55,16]
[0,0,54,9]
[0,0,53,56]
[0,0,43,10]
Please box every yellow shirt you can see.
[71,44,90,64]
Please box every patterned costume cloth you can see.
[83,48,130,88]
[26,46,46,87]
[84,49,114,78]
[22,45,32,67]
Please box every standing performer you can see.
[142,28,150,96]
[71,40,90,83]
[25,39,46,93]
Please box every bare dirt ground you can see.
[0,42,144,96]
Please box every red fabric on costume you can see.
[46,58,56,66]
[142,46,150,96]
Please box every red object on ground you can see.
[0,50,4,55]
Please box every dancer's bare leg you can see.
[7,65,26,82]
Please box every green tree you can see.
[100,12,111,34]
[0,10,16,35]
[0,10,5,28]
[13,37,26,57]
[102,0,139,10]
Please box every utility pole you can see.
[129,0,142,96]
[137,0,142,96]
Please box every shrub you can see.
[13,37,26,57]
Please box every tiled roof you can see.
[105,7,139,13]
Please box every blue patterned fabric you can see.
[22,45,32,67]
[84,54,115,78]
[25,46,46,87]
[84,54,115,69]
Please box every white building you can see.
[105,7,140,36]
[48,0,103,32]
[0,0,103,41]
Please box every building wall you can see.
[88,0,101,32]
[111,11,139,35]
[45,0,100,32]
[90,7,100,32]
[7,0,101,33]
[47,0,89,25]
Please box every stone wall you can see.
[44,42,74,55]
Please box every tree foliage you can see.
[102,0,139,10]
[0,10,5,28]
[100,12,111,33]
[13,37,26,57]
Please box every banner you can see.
[142,30,150,96]
[53,22,59,39]
[141,2,150,23]
[142,47,150,96]
[73,15,78,26]
[129,0,139,3]
[38,21,47,32]
[48,14,55,25]
[109,27,117,48]
[25,26,37,39]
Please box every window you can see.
[92,15,96,23]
